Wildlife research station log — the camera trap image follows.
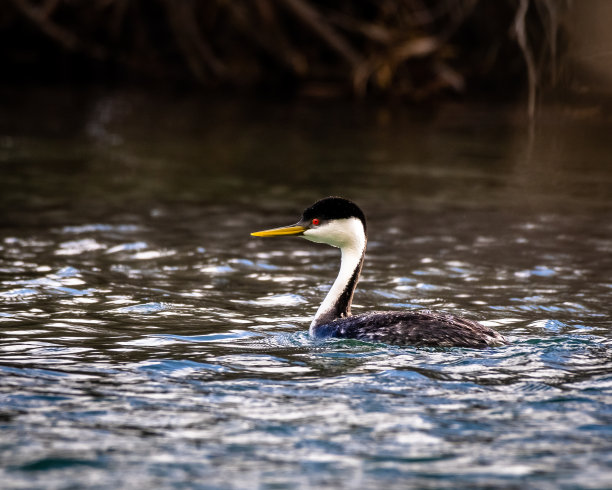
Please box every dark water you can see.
[1,90,611,489]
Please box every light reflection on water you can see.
[0,91,611,488]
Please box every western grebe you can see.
[251,197,507,348]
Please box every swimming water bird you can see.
[251,197,507,348]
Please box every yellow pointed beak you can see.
[251,225,307,237]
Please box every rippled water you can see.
[1,91,611,488]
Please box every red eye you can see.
[312,218,320,226]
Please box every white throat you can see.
[301,218,366,334]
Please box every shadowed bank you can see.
[1,0,583,112]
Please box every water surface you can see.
[0,91,611,488]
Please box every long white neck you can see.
[302,218,366,334]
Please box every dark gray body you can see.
[312,310,507,348]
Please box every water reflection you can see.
[0,91,611,488]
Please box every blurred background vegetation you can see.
[2,0,612,114]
